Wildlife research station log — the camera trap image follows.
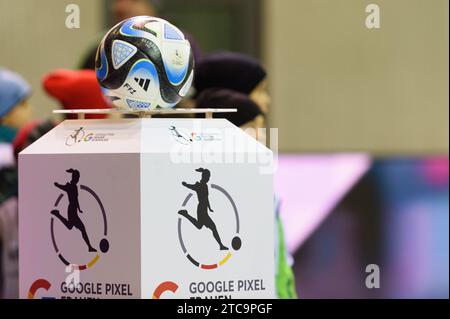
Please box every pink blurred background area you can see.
[274,154,449,298]
[274,153,371,253]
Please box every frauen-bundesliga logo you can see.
[177,168,242,270]
[50,169,110,270]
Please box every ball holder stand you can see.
[20,106,276,299]
[52,108,237,119]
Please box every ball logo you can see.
[50,169,110,271]
[172,49,185,66]
[177,168,242,270]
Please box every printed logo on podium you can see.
[177,168,242,270]
[50,169,110,271]
[169,126,193,145]
[66,127,87,146]
[65,127,115,146]
[27,279,53,299]
[169,125,222,145]
[152,281,179,299]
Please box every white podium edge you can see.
[53,108,237,119]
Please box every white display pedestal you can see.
[19,118,275,299]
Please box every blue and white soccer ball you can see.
[95,16,194,110]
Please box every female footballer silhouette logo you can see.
[51,169,97,252]
[177,168,242,270]
[178,168,228,251]
[50,169,109,270]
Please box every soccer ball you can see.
[95,16,194,110]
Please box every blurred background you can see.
[0,0,448,298]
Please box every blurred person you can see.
[0,119,55,299]
[79,0,157,70]
[0,68,32,144]
[194,52,271,114]
[112,0,158,24]
[79,0,202,113]
[12,120,56,161]
[43,69,112,120]
[0,68,32,208]
[79,0,202,71]
[196,88,297,299]
[196,88,265,139]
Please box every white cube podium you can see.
[19,118,275,299]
